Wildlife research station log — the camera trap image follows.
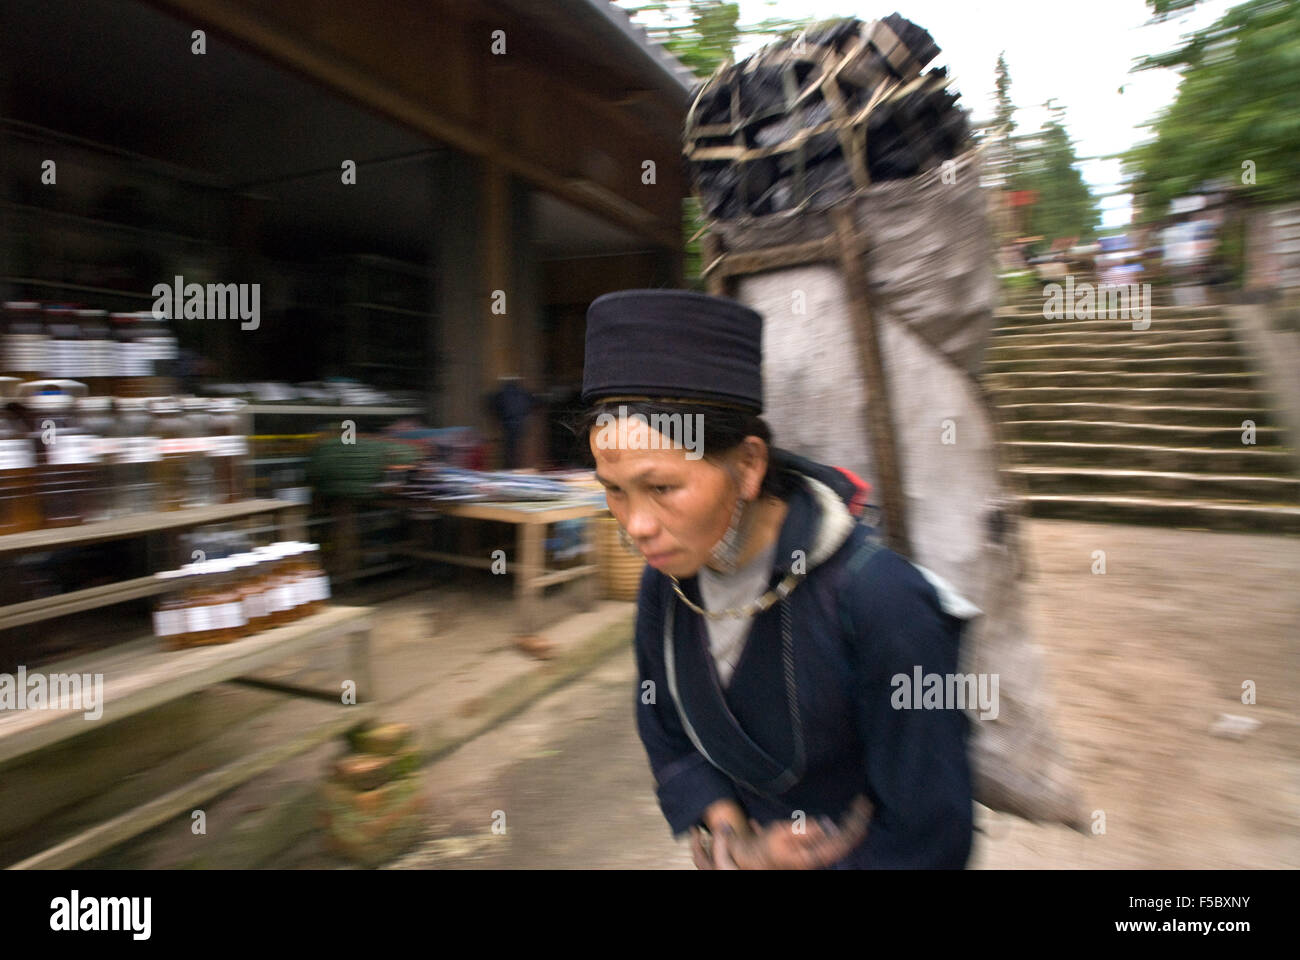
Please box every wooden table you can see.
[401,499,609,634]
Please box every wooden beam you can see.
[831,206,912,556]
[704,234,839,279]
[148,0,683,249]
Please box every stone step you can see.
[1002,441,1295,475]
[997,304,1225,321]
[991,327,1234,347]
[982,371,1258,389]
[1005,465,1300,502]
[987,386,1267,406]
[984,355,1248,374]
[995,403,1278,428]
[1000,419,1283,446]
[987,340,1241,360]
[993,316,1229,335]
[1018,494,1300,534]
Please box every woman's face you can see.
[589,414,765,579]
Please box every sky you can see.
[625,0,1241,228]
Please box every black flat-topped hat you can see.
[581,289,764,412]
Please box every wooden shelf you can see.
[0,604,373,768]
[0,200,210,246]
[0,499,295,556]
[0,574,164,631]
[245,405,423,416]
[343,301,431,318]
[0,276,154,302]
[7,697,376,870]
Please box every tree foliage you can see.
[618,1,829,79]
[1013,114,1103,244]
[618,1,846,285]
[1125,0,1300,215]
[983,56,1100,245]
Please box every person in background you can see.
[488,375,535,469]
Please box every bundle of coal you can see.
[685,13,971,219]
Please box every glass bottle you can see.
[151,397,193,511]
[233,553,271,635]
[281,542,309,618]
[208,398,250,503]
[256,543,294,627]
[77,309,113,396]
[110,312,148,398]
[21,380,95,528]
[136,312,178,398]
[207,559,247,643]
[305,543,331,610]
[111,396,160,516]
[181,561,219,646]
[43,306,81,383]
[0,377,40,534]
[153,568,191,650]
[181,397,216,508]
[75,395,113,523]
[2,301,48,381]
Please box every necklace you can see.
[669,569,804,620]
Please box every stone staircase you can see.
[982,294,1300,533]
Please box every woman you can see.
[578,288,974,869]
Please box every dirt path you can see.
[295,518,1299,869]
[971,519,1300,868]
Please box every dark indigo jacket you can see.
[633,449,973,868]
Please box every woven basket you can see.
[594,516,646,601]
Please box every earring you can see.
[707,496,748,574]
[617,525,642,556]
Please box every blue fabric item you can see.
[633,453,973,869]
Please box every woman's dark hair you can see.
[566,399,794,500]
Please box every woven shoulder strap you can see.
[835,524,886,640]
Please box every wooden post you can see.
[830,206,912,557]
[702,232,728,297]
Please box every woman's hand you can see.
[691,799,750,869]
[718,796,873,870]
